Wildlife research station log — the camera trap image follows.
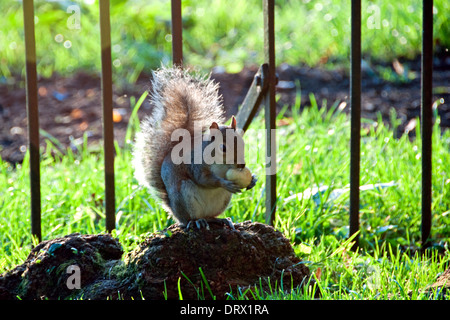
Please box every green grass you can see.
[1,90,449,299]
[1,0,449,84]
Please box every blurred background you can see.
[1,0,448,82]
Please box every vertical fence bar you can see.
[263,0,276,226]
[99,0,115,233]
[171,0,183,66]
[23,0,41,242]
[421,0,433,248]
[349,0,361,250]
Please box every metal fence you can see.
[22,0,434,249]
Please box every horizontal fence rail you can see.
[20,0,434,249]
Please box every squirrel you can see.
[132,66,257,229]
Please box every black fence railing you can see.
[22,0,434,250]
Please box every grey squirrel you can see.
[132,66,257,229]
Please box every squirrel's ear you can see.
[231,116,237,130]
[210,122,219,130]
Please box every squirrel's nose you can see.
[237,163,245,169]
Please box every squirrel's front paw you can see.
[221,179,242,194]
[246,174,258,190]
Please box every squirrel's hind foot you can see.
[185,217,235,231]
[186,218,210,231]
[219,217,235,230]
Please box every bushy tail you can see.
[132,66,225,205]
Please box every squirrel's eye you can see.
[220,144,227,152]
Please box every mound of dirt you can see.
[0,233,123,300]
[0,221,312,300]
